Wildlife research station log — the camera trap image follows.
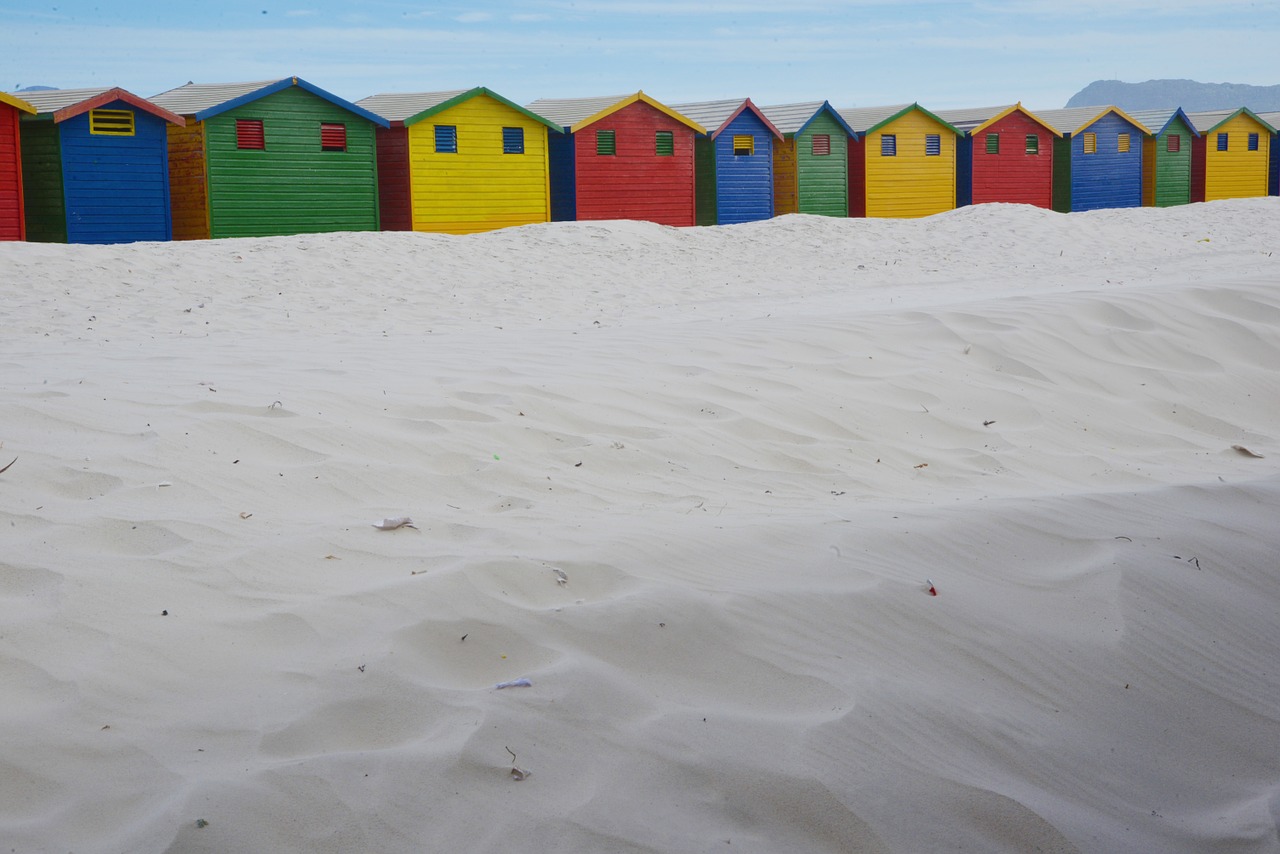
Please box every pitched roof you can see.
[668,98,782,139]
[1186,107,1277,135]
[357,87,562,131]
[932,104,1062,137]
[1257,110,1280,130]
[0,91,36,114]
[1126,108,1199,137]
[836,103,961,137]
[524,92,705,134]
[151,77,388,127]
[758,101,856,139]
[1033,106,1152,136]
[6,86,183,125]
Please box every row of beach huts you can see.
[2,77,1278,243]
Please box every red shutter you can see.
[321,122,347,151]
[812,134,831,156]
[236,119,265,150]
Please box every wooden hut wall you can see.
[772,137,798,215]
[863,110,955,218]
[1064,114,1144,212]
[0,103,25,240]
[572,101,696,227]
[846,138,867,217]
[547,131,577,221]
[970,111,1053,209]
[166,121,211,240]
[708,110,774,224]
[794,111,848,217]
[17,120,66,242]
[1271,133,1279,196]
[406,94,551,234]
[1142,116,1193,207]
[955,134,974,207]
[202,87,380,238]
[374,125,412,231]
[693,136,718,225]
[1199,114,1271,201]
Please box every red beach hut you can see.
[934,104,1061,209]
[0,91,36,240]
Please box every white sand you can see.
[2,199,1279,853]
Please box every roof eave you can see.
[52,87,185,126]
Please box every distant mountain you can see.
[1066,79,1280,112]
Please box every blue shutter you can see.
[1248,132,1259,151]
[925,134,941,156]
[502,126,524,154]
[435,125,458,153]
[881,134,896,156]
[1217,132,1228,151]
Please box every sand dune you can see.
[2,199,1279,853]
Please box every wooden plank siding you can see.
[967,111,1054,209]
[693,135,718,225]
[795,112,848,217]
[167,121,210,240]
[857,109,956,218]
[572,101,696,226]
[18,120,67,243]
[202,87,380,238]
[1147,116,1194,207]
[374,125,412,231]
[772,137,798,215]
[1042,110,1146,212]
[0,102,26,240]
[1194,111,1272,202]
[405,94,551,234]
[709,111,775,224]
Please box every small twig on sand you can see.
[0,457,14,475]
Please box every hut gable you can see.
[1036,106,1150,212]
[13,87,182,244]
[935,104,1060,209]
[671,98,782,225]
[151,78,389,239]
[0,92,36,241]
[1187,108,1275,202]
[357,87,561,234]
[524,93,704,226]
[1128,108,1197,207]
[758,101,856,218]
[840,103,960,218]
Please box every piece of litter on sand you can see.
[1231,444,1264,458]
[510,767,530,781]
[925,579,938,596]
[495,678,532,689]
[0,457,16,475]
[552,568,568,586]
[372,516,417,530]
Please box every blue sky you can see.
[3,1,1277,110]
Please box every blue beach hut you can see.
[1036,106,1150,212]
[669,98,782,225]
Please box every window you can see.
[1025,134,1040,155]
[1166,134,1181,153]
[881,134,897,156]
[733,134,754,156]
[320,122,347,152]
[596,129,616,156]
[1083,132,1097,154]
[435,125,458,153]
[985,133,999,154]
[925,134,941,156]
[1248,132,1260,151]
[1217,132,1228,151]
[655,130,674,156]
[502,127,524,154]
[89,109,135,136]
[811,134,831,156]
[236,119,265,150]
[1117,133,1130,153]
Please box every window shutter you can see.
[732,134,754,156]
[1083,133,1097,154]
[811,134,831,156]
[89,109,135,136]
[1248,132,1259,151]
[1025,134,1039,155]
[1166,134,1180,153]
[236,119,265,150]
[1217,132,1228,151]
[435,125,458,153]
[985,133,999,154]
[502,126,525,154]
[880,134,896,156]
[320,122,347,151]
[655,130,674,156]
[925,134,941,156]
[596,129,616,156]
[1117,133,1130,153]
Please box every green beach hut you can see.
[1129,108,1198,207]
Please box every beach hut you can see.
[150,78,388,240]
[0,92,36,241]
[839,103,961,218]
[1259,111,1280,196]
[524,93,704,226]
[1187,108,1275,203]
[1128,108,1198,207]
[668,98,782,225]
[1035,107,1150,213]
[356,87,562,234]
[12,87,183,244]
[756,102,856,218]
[934,104,1061,209]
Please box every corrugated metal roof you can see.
[757,102,829,135]
[668,99,749,134]
[355,90,470,123]
[150,80,285,114]
[8,86,113,114]
[931,105,1016,133]
[1186,107,1276,134]
[1257,110,1280,129]
[834,104,914,133]
[524,94,632,128]
[1127,108,1182,135]
[1031,106,1147,135]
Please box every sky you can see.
[2,1,1278,111]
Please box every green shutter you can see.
[655,130,673,156]
[596,129,615,155]
[986,133,999,154]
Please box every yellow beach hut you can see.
[357,87,562,234]
[839,103,961,218]
[1188,108,1275,203]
